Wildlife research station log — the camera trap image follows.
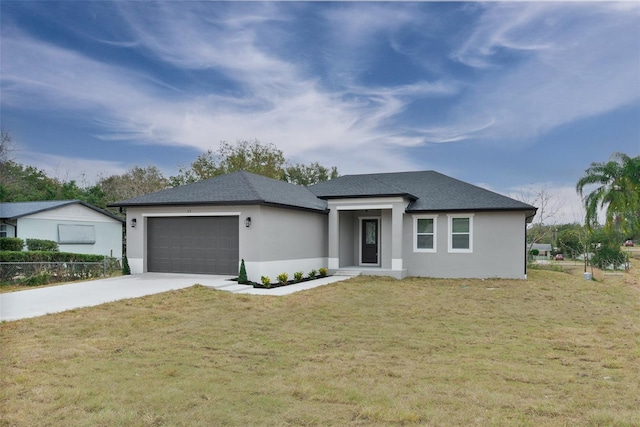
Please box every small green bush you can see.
[24,272,52,286]
[293,271,304,282]
[318,267,328,277]
[26,239,59,252]
[277,272,288,284]
[260,276,271,288]
[0,237,24,251]
[529,249,540,256]
[238,259,248,284]
[122,255,131,275]
[308,269,317,279]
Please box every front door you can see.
[361,219,379,264]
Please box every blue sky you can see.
[1,1,639,223]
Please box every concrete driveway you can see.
[0,273,350,322]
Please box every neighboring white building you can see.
[0,200,124,258]
[112,171,537,281]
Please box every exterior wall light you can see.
[131,218,137,228]
[245,217,251,228]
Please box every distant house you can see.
[0,200,124,258]
[112,170,537,281]
[530,243,552,257]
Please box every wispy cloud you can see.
[2,1,638,187]
[431,2,640,143]
[2,3,452,176]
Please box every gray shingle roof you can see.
[309,171,536,215]
[0,200,124,222]
[531,243,552,252]
[111,171,328,212]
[111,170,536,219]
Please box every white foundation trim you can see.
[129,258,144,274]
[244,258,328,283]
[328,258,339,269]
[392,258,403,270]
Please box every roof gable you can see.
[111,171,328,212]
[0,200,124,222]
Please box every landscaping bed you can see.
[229,268,330,289]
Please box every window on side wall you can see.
[0,224,6,238]
[414,215,437,252]
[58,224,96,244]
[448,214,473,253]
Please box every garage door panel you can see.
[147,216,239,275]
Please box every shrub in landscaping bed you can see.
[0,252,120,286]
[0,238,24,252]
[26,239,59,252]
[0,251,110,263]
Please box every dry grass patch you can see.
[2,265,639,426]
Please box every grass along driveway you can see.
[1,264,639,426]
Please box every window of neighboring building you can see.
[58,224,96,244]
[414,215,437,252]
[448,214,473,253]
[0,224,6,238]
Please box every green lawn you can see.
[1,265,639,426]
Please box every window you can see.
[0,224,6,238]
[58,224,96,244]
[448,214,473,253]
[414,215,437,252]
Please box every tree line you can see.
[2,129,638,243]
[0,133,338,211]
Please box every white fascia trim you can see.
[141,212,242,217]
[332,197,406,211]
[331,197,406,205]
[336,204,393,211]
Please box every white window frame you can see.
[448,214,473,253]
[413,215,437,253]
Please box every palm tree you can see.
[576,152,640,237]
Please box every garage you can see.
[147,216,239,275]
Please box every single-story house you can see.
[111,170,537,281]
[0,200,124,258]
[530,243,552,257]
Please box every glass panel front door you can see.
[361,219,379,264]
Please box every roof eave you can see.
[109,200,261,208]
[109,199,328,214]
[406,206,538,219]
[3,200,124,223]
[317,192,417,201]
[4,200,79,220]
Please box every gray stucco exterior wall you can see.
[253,206,327,262]
[402,211,527,279]
[125,204,327,282]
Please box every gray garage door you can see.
[147,216,239,275]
